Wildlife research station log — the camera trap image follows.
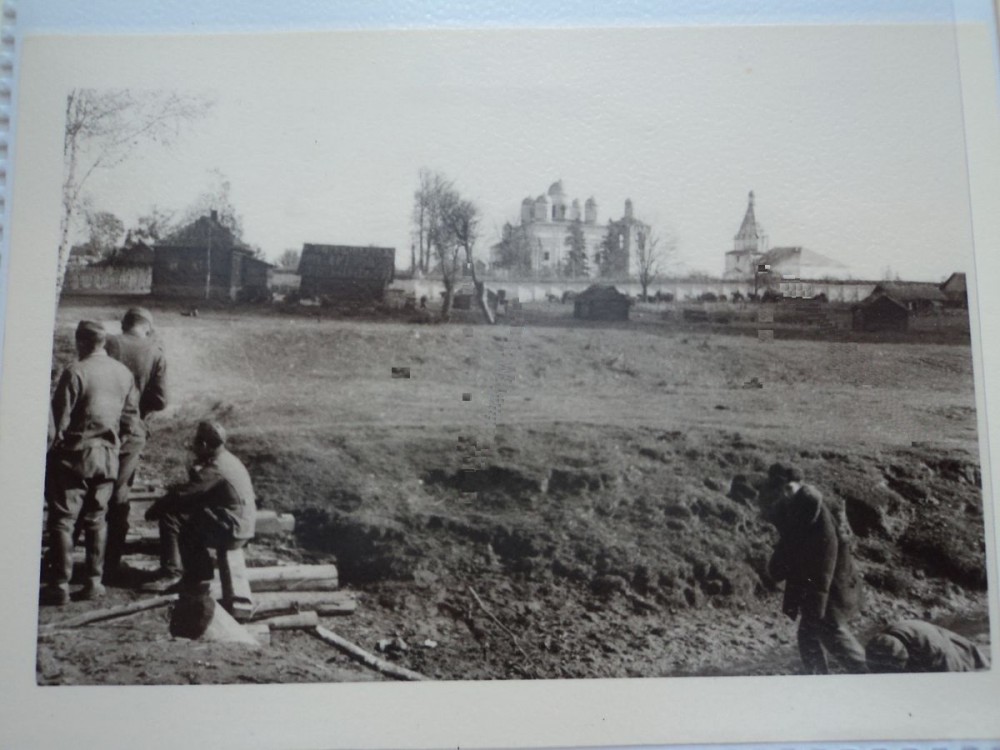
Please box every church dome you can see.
[548,180,565,198]
[522,196,533,205]
[535,194,550,205]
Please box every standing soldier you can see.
[103,307,167,581]
[42,321,139,605]
[766,464,867,674]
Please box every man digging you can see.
[766,463,868,674]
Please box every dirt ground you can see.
[36,297,991,684]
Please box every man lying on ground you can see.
[866,619,990,672]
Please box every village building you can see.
[573,284,630,321]
[63,241,154,295]
[853,293,909,332]
[869,282,947,313]
[298,244,395,301]
[152,212,271,301]
[940,272,968,308]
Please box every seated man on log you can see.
[142,421,256,593]
[866,619,990,673]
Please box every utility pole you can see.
[205,211,214,300]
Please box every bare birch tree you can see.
[636,227,677,301]
[58,88,213,296]
[413,169,495,323]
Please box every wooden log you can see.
[311,625,430,681]
[39,594,177,634]
[256,611,319,630]
[249,591,357,619]
[243,564,338,591]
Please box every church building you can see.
[723,190,847,282]
[493,180,649,279]
[514,180,605,274]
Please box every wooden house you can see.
[573,285,630,321]
[298,244,395,301]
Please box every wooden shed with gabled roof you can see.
[298,244,395,301]
[573,284,630,321]
[940,272,968,308]
[852,292,909,332]
[869,282,946,313]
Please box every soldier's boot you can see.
[103,505,130,584]
[40,526,74,606]
[79,577,106,600]
[82,525,108,599]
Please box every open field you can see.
[37,298,989,683]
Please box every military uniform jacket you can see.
[106,332,167,437]
[768,484,862,622]
[49,349,140,479]
[174,448,256,540]
[885,620,989,672]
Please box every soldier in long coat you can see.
[103,307,167,580]
[43,321,139,605]
[767,468,867,674]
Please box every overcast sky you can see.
[78,23,974,281]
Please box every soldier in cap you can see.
[766,463,867,674]
[866,619,989,673]
[103,307,168,581]
[42,321,139,605]
[143,421,256,592]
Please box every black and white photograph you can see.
[3,10,1000,747]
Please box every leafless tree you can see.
[413,169,495,323]
[636,227,677,301]
[278,248,301,270]
[412,168,450,275]
[58,88,213,297]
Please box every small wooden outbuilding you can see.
[853,293,909,332]
[573,285,630,321]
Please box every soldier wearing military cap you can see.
[103,307,168,581]
[42,321,139,605]
[143,421,256,592]
[766,464,867,674]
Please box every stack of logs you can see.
[42,489,430,681]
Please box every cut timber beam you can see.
[249,591,357,618]
[256,611,319,630]
[244,564,339,591]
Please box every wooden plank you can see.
[245,564,338,590]
[256,611,319,630]
[39,594,178,634]
[250,591,357,618]
[311,625,430,681]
